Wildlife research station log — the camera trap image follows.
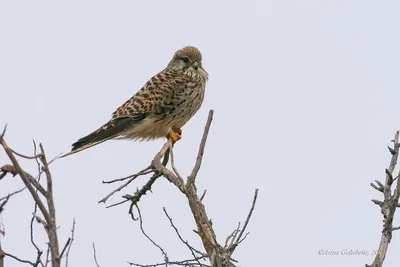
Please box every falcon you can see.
[61,46,208,158]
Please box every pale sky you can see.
[1,1,400,266]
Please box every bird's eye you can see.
[181,57,190,63]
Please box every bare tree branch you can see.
[99,167,153,204]
[170,149,184,181]
[187,110,214,185]
[39,144,60,267]
[102,148,170,209]
[200,190,207,202]
[101,110,258,266]
[136,205,168,262]
[0,248,36,266]
[152,142,186,194]
[0,129,52,231]
[92,243,100,267]
[229,189,258,253]
[0,165,46,196]
[0,245,4,267]
[0,187,25,214]
[65,219,76,267]
[9,147,43,159]
[102,167,152,184]
[128,257,210,267]
[163,207,206,265]
[0,127,62,267]
[367,131,400,267]
[59,238,71,260]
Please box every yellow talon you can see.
[166,130,181,144]
[173,128,182,137]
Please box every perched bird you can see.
[61,46,208,158]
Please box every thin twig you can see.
[0,165,46,196]
[200,190,207,202]
[0,125,7,140]
[187,110,214,185]
[99,168,153,203]
[136,205,168,262]
[0,187,25,209]
[39,143,60,267]
[128,256,210,267]
[105,198,130,209]
[44,245,50,267]
[170,149,184,181]
[59,238,71,259]
[2,250,35,266]
[163,207,206,266]
[225,223,240,248]
[0,245,4,267]
[65,218,76,267]
[233,189,258,247]
[10,148,42,159]
[124,173,162,217]
[121,147,171,216]
[30,202,42,258]
[30,140,44,264]
[92,243,100,267]
[102,166,152,184]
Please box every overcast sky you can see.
[1,1,400,266]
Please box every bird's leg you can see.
[166,130,181,144]
[173,128,182,139]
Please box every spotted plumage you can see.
[61,46,208,158]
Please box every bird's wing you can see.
[62,69,187,158]
[111,69,187,119]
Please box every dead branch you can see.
[0,247,35,266]
[65,219,76,267]
[100,149,170,209]
[0,187,25,203]
[125,173,162,218]
[92,243,100,267]
[163,207,206,266]
[0,245,3,267]
[228,189,258,253]
[128,257,210,267]
[0,164,46,197]
[0,187,25,214]
[99,167,153,203]
[114,110,258,267]
[30,189,44,267]
[102,166,152,184]
[0,127,62,267]
[367,131,400,267]
[136,205,168,262]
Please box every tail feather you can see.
[60,138,111,158]
[61,115,145,158]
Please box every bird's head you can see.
[167,46,208,79]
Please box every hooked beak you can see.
[192,62,199,71]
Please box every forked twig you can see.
[163,207,206,267]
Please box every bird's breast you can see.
[119,79,206,141]
[171,81,206,127]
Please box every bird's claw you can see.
[166,129,182,144]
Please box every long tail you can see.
[60,117,140,158]
[60,138,112,158]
